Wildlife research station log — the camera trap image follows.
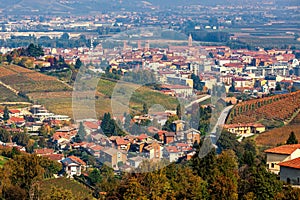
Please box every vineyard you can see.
[256,113,300,147]
[228,91,300,126]
[0,64,178,118]
[0,65,71,94]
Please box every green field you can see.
[0,64,178,118]
[39,177,94,200]
[0,85,27,102]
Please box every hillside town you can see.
[0,0,300,199]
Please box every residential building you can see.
[264,144,300,174]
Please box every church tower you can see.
[188,34,193,47]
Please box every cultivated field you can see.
[228,91,300,128]
[0,64,178,118]
[39,177,94,200]
[256,113,300,147]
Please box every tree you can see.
[77,122,86,141]
[176,104,182,119]
[6,54,12,64]
[142,103,148,115]
[3,106,10,121]
[27,43,44,58]
[89,169,102,185]
[275,82,282,91]
[229,81,236,92]
[74,58,82,69]
[0,128,10,143]
[287,131,298,144]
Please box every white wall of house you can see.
[280,166,300,185]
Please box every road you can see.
[185,95,211,109]
[210,105,234,143]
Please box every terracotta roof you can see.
[9,117,25,123]
[9,109,21,114]
[35,148,54,155]
[68,155,86,166]
[115,138,129,146]
[279,157,300,169]
[84,121,99,130]
[43,154,64,161]
[264,144,300,155]
[165,146,179,153]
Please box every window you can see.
[271,163,275,168]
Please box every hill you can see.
[39,177,94,200]
[227,91,300,128]
[0,64,178,118]
[255,112,300,147]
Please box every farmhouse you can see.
[278,157,300,185]
[264,144,300,174]
[223,123,265,135]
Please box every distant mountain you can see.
[0,0,298,15]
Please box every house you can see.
[224,123,265,135]
[7,117,26,128]
[172,120,185,132]
[128,156,146,168]
[115,138,130,151]
[264,144,300,174]
[61,156,86,177]
[163,146,182,162]
[163,132,175,144]
[143,142,162,160]
[86,143,103,158]
[278,157,300,185]
[100,148,127,170]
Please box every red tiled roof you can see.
[35,148,54,155]
[43,154,64,161]
[137,134,148,140]
[68,155,86,166]
[115,138,129,146]
[264,144,300,155]
[279,157,300,169]
[165,146,179,153]
[84,121,99,130]
[9,109,21,114]
[9,117,25,123]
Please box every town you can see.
[0,0,300,199]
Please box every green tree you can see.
[77,122,86,141]
[287,131,298,144]
[275,82,282,91]
[0,128,10,143]
[74,58,82,69]
[6,54,12,64]
[163,115,178,132]
[3,106,10,121]
[142,103,148,115]
[176,104,182,119]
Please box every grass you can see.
[39,177,94,200]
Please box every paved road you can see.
[210,105,234,143]
[185,95,211,109]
